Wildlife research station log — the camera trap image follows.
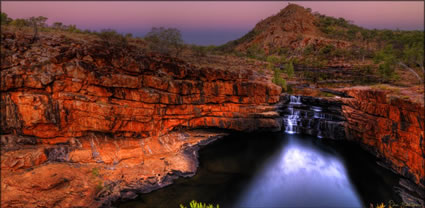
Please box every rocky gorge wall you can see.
[281,92,425,205]
[340,88,425,188]
[281,91,424,190]
[0,32,282,207]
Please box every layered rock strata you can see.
[0,32,282,207]
[340,88,425,189]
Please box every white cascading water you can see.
[283,95,343,139]
[312,106,325,119]
[289,95,302,105]
[284,96,301,134]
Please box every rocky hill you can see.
[222,4,352,55]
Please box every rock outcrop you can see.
[0,32,282,207]
[340,88,425,188]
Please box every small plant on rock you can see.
[179,200,219,208]
[91,167,100,177]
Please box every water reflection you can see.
[234,135,362,208]
[118,133,401,208]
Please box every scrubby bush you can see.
[29,16,48,28]
[272,69,287,91]
[97,29,128,48]
[303,45,315,56]
[192,45,207,57]
[374,45,397,82]
[1,12,12,25]
[66,24,80,33]
[318,44,336,58]
[403,42,424,69]
[286,61,294,78]
[145,27,184,57]
[246,44,266,60]
[266,55,280,70]
[10,18,30,30]
[52,22,63,30]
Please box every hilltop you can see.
[220,4,423,65]
[220,4,349,54]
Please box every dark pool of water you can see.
[118,132,402,208]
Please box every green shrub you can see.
[374,45,397,82]
[1,12,12,25]
[10,18,30,30]
[246,44,266,60]
[303,45,315,56]
[145,27,184,57]
[266,55,280,70]
[91,167,100,177]
[258,68,265,75]
[97,29,128,48]
[179,200,219,208]
[286,61,294,78]
[192,45,207,57]
[95,181,103,194]
[272,69,287,91]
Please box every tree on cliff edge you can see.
[28,16,48,43]
[1,12,12,25]
[145,27,184,57]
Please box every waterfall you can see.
[285,108,300,134]
[284,96,301,134]
[282,95,345,139]
[289,95,301,105]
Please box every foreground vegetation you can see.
[180,200,219,208]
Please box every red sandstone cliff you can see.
[341,87,425,189]
[0,31,282,207]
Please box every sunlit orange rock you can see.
[0,30,282,207]
[341,88,425,188]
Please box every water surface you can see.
[118,132,401,208]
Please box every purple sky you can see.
[1,1,423,45]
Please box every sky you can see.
[1,1,424,45]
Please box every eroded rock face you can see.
[340,88,425,188]
[0,32,282,207]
